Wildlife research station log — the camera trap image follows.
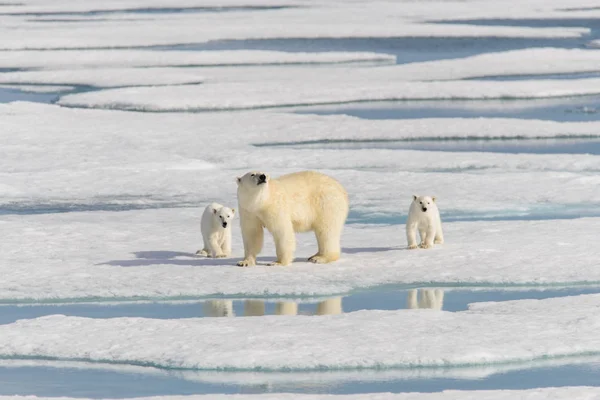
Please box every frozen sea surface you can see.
[3,0,600,397]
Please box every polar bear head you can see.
[213,205,235,228]
[413,195,436,213]
[236,171,271,211]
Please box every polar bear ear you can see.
[413,195,418,201]
[213,207,218,214]
[432,196,437,203]
[231,208,235,215]
[236,177,242,185]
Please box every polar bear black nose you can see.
[422,207,428,212]
[259,174,266,182]
[222,222,228,228]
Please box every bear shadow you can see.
[342,246,399,254]
[98,250,247,268]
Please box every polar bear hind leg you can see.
[434,215,444,244]
[308,208,346,264]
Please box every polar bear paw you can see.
[213,253,227,258]
[237,259,255,267]
[195,249,208,257]
[420,243,432,249]
[407,244,419,250]
[434,239,444,244]
[308,255,329,264]
[267,261,284,266]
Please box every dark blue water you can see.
[0,87,57,103]
[3,287,599,325]
[295,96,600,122]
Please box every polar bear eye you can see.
[419,201,422,204]
[251,174,255,177]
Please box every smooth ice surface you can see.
[57,78,600,111]
[3,294,600,370]
[2,208,600,301]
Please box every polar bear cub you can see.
[406,195,444,249]
[196,202,235,258]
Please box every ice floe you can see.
[1,207,600,301]
[57,77,600,111]
[2,293,600,370]
[0,50,396,70]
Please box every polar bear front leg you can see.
[270,222,296,266]
[208,234,226,258]
[237,209,263,267]
[221,229,232,257]
[420,225,436,249]
[406,224,419,249]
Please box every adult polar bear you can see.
[236,171,349,266]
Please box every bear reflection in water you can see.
[407,288,445,310]
[202,298,343,317]
[201,290,445,317]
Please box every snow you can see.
[1,208,600,302]
[2,293,600,370]
[2,102,600,208]
[0,67,206,88]
[0,50,396,70]
[0,13,586,51]
[57,78,600,111]
[2,387,600,399]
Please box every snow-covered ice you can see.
[0,50,396,70]
[1,208,600,301]
[2,102,600,208]
[3,0,600,395]
[0,0,589,51]
[57,78,600,111]
[2,293,600,370]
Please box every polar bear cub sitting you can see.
[406,195,444,249]
[196,202,235,258]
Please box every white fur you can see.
[236,170,349,267]
[196,202,235,258]
[406,195,444,249]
